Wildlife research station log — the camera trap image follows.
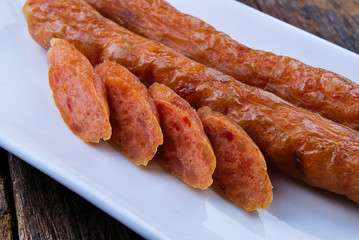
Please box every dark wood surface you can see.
[0,149,15,240]
[238,0,359,54]
[1,0,358,239]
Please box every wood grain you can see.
[8,154,142,240]
[0,149,15,240]
[237,0,359,54]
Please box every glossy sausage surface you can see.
[24,0,359,202]
[85,0,359,131]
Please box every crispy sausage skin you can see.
[148,83,216,189]
[95,61,163,165]
[24,0,359,202]
[47,38,111,143]
[84,0,359,131]
[198,106,272,210]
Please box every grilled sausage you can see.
[84,0,359,131]
[198,106,272,210]
[24,0,359,203]
[148,83,216,189]
[47,38,111,143]
[95,61,163,165]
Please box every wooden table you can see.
[1,0,358,239]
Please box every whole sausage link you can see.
[84,0,359,131]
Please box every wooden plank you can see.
[237,0,359,54]
[0,149,15,240]
[8,154,142,240]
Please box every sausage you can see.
[95,61,163,165]
[148,83,216,189]
[47,38,111,143]
[197,106,272,210]
[23,0,359,202]
[84,0,359,131]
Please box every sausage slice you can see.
[95,61,163,165]
[47,38,111,143]
[198,106,272,210]
[148,83,216,189]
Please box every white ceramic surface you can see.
[1,0,359,239]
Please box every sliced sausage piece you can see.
[47,38,111,143]
[148,83,216,189]
[85,0,359,131]
[95,61,163,165]
[198,106,272,211]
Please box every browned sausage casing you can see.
[47,38,111,143]
[95,61,163,165]
[23,0,359,202]
[198,106,272,210]
[148,83,216,189]
[84,0,359,131]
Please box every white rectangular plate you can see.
[1,0,359,239]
